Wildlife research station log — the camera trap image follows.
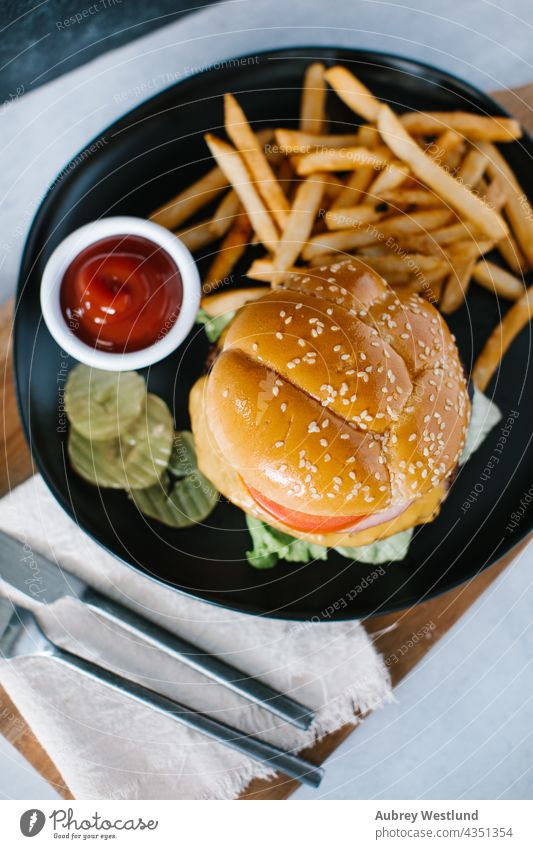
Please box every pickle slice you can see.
[68,427,131,489]
[119,394,174,488]
[131,471,219,528]
[68,393,173,489]
[168,431,197,478]
[65,364,146,441]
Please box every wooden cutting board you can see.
[0,83,531,802]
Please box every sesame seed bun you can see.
[198,259,470,526]
[190,375,447,547]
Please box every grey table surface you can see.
[0,0,532,800]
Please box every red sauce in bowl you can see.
[60,235,183,353]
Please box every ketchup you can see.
[60,235,183,353]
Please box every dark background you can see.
[0,0,215,102]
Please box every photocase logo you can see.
[20,809,46,837]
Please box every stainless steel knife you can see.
[0,597,323,788]
[0,530,314,730]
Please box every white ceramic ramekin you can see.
[40,216,201,371]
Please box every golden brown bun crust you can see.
[191,376,446,546]
[204,259,470,516]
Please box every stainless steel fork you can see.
[0,598,323,788]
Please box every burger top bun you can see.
[205,259,470,517]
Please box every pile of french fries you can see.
[150,63,533,392]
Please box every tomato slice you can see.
[244,482,368,533]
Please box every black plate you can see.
[14,48,533,620]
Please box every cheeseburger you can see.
[190,259,470,549]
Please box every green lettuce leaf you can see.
[335,528,414,564]
[245,515,328,569]
[196,308,235,343]
[460,386,501,464]
[245,515,413,569]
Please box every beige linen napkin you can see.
[0,476,392,799]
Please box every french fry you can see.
[426,130,464,166]
[496,232,528,275]
[377,105,508,240]
[275,129,362,154]
[151,166,228,230]
[445,238,494,262]
[356,253,449,283]
[432,136,466,174]
[357,124,380,149]
[423,220,484,245]
[330,167,374,209]
[272,173,328,283]
[425,272,447,301]
[202,214,253,294]
[399,268,448,297]
[380,233,445,258]
[325,204,385,230]
[224,94,290,230]
[209,189,241,238]
[294,146,389,175]
[309,253,345,267]
[324,66,381,122]
[200,286,267,316]
[276,157,294,197]
[322,174,345,204]
[379,188,444,208]
[381,230,491,259]
[175,219,219,252]
[457,148,488,189]
[151,129,273,231]
[302,228,380,260]
[478,141,533,267]
[205,134,279,252]
[367,161,410,195]
[400,111,522,142]
[440,257,476,314]
[246,258,299,282]
[376,208,454,237]
[481,175,508,212]
[444,147,466,174]
[472,259,524,300]
[472,286,533,391]
[300,63,327,133]
[356,244,391,257]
